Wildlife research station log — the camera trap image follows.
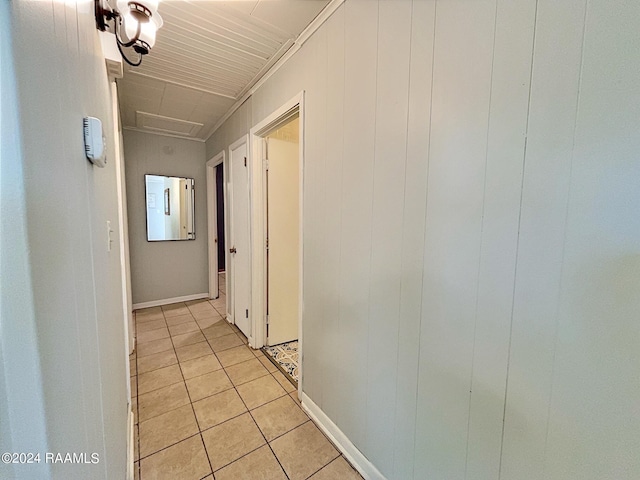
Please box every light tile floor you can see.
[130,275,362,480]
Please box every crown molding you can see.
[204,0,345,143]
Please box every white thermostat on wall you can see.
[83,116,107,167]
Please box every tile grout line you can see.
[138,309,187,466]
[137,326,266,462]
[240,381,292,480]
[137,432,203,462]
[199,308,262,477]
[302,450,343,480]
[245,347,311,480]
[201,319,292,479]
[135,317,234,424]
[140,355,270,387]
[135,293,356,479]
[137,304,225,474]
[206,345,299,475]
[197,288,227,480]
[204,328,264,477]
[134,300,225,474]
[169,308,217,480]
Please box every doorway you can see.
[216,164,226,274]
[229,136,252,339]
[206,151,227,303]
[264,115,300,346]
[249,92,304,389]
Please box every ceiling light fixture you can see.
[94,0,163,67]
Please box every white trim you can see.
[122,126,206,142]
[231,39,295,108]
[206,150,225,300]
[222,157,231,320]
[248,92,304,401]
[301,393,387,480]
[111,82,134,361]
[205,0,345,141]
[296,0,345,46]
[132,293,209,310]
[127,411,134,480]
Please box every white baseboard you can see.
[127,410,134,480]
[132,293,209,310]
[300,392,386,480]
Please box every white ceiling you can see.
[117,0,330,141]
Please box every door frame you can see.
[228,134,251,336]
[249,92,304,392]
[206,150,227,302]
[110,82,134,357]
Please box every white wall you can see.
[1,1,129,479]
[0,2,50,478]
[123,130,207,305]
[207,1,640,479]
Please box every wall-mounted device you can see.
[83,116,107,168]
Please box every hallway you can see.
[3,1,639,479]
[131,283,362,479]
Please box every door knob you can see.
[229,247,237,254]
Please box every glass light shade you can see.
[151,10,163,30]
[117,0,159,18]
[123,11,141,42]
[138,20,157,48]
[123,10,161,46]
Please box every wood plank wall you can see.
[206,1,640,478]
[6,1,130,478]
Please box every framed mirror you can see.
[145,174,195,241]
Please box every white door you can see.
[266,122,300,346]
[230,141,251,338]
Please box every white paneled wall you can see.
[318,4,346,431]
[366,0,412,469]
[501,1,589,477]
[207,1,640,478]
[3,1,129,479]
[463,1,537,478]
[416,1,496,476]
[392,2,435,478]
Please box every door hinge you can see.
[263,159,269,170]
[245,309,249,318]
[266,315,270,339]
[244,156,247,167]
[265,237,269,251]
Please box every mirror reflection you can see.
[145,174,195,241]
